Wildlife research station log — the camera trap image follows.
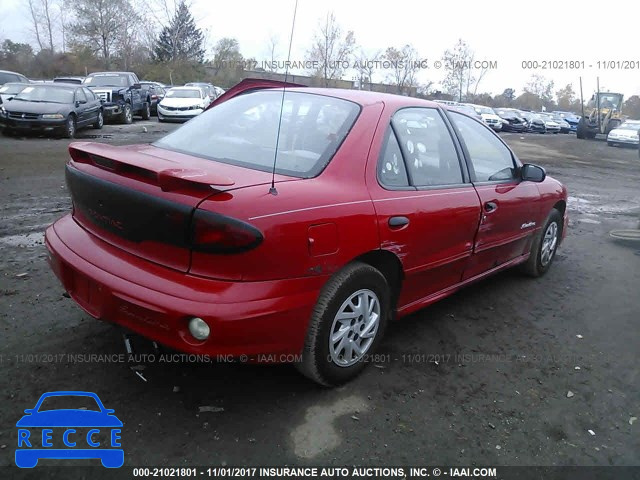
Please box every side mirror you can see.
[521,164,546,182]
[132,83,141,89]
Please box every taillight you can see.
[190,210,263,254]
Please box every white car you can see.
[538,114,561,133]
[607,120,640,147]
[471,104,503,131]
[157,86,210,122]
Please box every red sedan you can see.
[45,79,568,385]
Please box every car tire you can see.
[607,141,613,147]
[141,101,150,120]
[120,103,133,124]
[520,208,563,277]
[296,262,390,386]
[93,110,104,129]
[64,114,76,139]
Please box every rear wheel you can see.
[296,262,390,386]
[521,209,562,277]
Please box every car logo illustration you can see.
[15,391,123,468]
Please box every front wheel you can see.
[521,209,562,277]
[296,262,390,386]
[120,103,133,124]
[141,101,150,120]
[63,115,76,138]
[93,110,104,129]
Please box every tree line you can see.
[2,2,639,118]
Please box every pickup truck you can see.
[82,72,150,124]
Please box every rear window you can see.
[154,90,360,178]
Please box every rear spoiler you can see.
[68,142,234,192]
[206,77,306,110]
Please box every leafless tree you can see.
[264,34,280,72]
[26,0,45,50]
[69,0,137,69]
[354,48,380,90]
[306,12,355,87]
[383,44,420,95]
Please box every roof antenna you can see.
[269,0,299,196]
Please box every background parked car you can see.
[519,111,546,133]
[140,81,166,115]
[185,82,217,103]
[157,86,210,122]
[495,108,527,132]
[53,76,85,84]
[83,71,150,124]
[0,69,30,86]
[537,113,561,133]
[471,104,503,131]
[0,82,29,104]
[607,120,640,147]
[450,103,483,121]
[0,83,103,138]
[551,115,572,134]
[552,111,580,132]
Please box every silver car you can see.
[607,120,640,147]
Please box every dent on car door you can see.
[448,111,542,280]
[368,107,482,313]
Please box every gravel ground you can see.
[0,120,639,478]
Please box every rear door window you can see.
[391,108,464,187]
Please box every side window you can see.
[75,89,87,103]
[450,112,516,182]
[391,108,463,186]
[378,129,409,188]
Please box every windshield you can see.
[0,83,27,95]
[598,94,621,109]
[14,85,74,104]
[154,90,360,178]
[83,74,128,87]
[619,121,640,129]
[165,89,202,99]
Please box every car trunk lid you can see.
[65,141,293,272]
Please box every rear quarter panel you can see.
[190,101,385,282]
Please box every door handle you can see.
[484,201,498,213]
[388,216,410,228]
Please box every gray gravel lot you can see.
[1,120,639,477]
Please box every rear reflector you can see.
[191,210,263,254]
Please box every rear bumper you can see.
[45,215,325,358]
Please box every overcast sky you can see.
[2,0,639,99]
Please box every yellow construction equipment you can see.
[577,77,624,139]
